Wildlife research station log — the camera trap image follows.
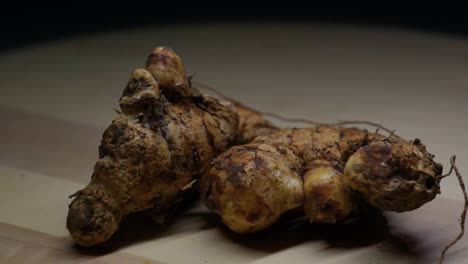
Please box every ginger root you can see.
[67,47,464,263]
[66,47,273,246]
[202,126,442,232]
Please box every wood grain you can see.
[0,105,102,184]
[0,223,161,264]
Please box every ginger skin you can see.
[202,126,442,233]
[66,47,272,246]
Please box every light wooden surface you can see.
[0,23,467,263]
[0,222,159,263]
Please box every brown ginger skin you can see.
[66,47,271,246]
[202,126,442,233]
[344,138,443,212]
[200,143,304,233]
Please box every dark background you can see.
[2,5,468,52]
